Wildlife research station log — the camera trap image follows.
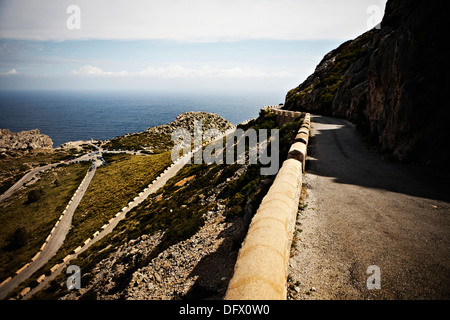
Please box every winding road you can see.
[289,115,450,299]
[16,127,237,299]
[0,163,62,203]
[0,156,101,299]
[22,151,195,299]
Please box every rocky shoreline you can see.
[0,129,53,152]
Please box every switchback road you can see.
[23,127,237,299]
[0,163,62,203]
[0,158,101,299]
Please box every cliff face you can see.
[285,0,449,167]
[0,129,53,151]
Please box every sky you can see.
[0,0,387,94]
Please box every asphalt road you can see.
[0,152,100,203]
[289,115,450,299]
[23,138,225,299]
[0,158,100,299]
[1,126,236,299]
[1,124,239,299]
[0,162,62,203]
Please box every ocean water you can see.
[0,90,283,147]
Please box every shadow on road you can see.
[306,115,450,203]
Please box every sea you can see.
[0,90,284,147]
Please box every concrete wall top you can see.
[225,159,302,300]
[225,112,310,300]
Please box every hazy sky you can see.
[0,0,387,93]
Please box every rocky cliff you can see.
[145,111,235,136]
[0,129,53,151]
[285,0,449,168]
[104,111,235,152]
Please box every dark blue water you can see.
[0,90,283,147]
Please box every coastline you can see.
[0,90,281,148]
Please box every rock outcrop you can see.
[285,0,449,168]
[145,111,235,136]
[0,129,53,151]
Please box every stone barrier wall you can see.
[261,106,302,126]
[225,112,311,300]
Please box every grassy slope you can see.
[9,152,172,297]
[0,149,79,195]
[52,152,172,258]
[103,132,173,153]
[0,162,90,282]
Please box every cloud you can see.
[0,68,18,76]
[71,64,295,79]
[0,0,387,42]
[70,65,128,77]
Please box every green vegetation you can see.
[4,227,28,251]
[286,30,375,113]
[26,188,44,204]
[0,162,90,282]
[223,111,305,220]
[104,132,173,153]
[18,152,171,299]
[33,161,241,298]
[0,149,79,195]
[46,152,172,262]
[70,162,248,297]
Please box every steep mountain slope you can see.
[285,0,449,168]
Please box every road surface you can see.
[0,159,101,299]
[289,115,450,299]
[0,163,62,203]
[0,152,100,203]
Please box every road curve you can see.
[0,152,99,204]
[2,125,240,299]
[0,159,100,299]
[23,129,236,299]
[24,154,192,299]
[0,163,62,203]
[289,115,450,299]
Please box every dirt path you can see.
[288,115,450,299]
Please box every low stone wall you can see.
[225,112,311,300]
[273,109,302,126]
[261,106,302,127]
[288,142,307,172]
